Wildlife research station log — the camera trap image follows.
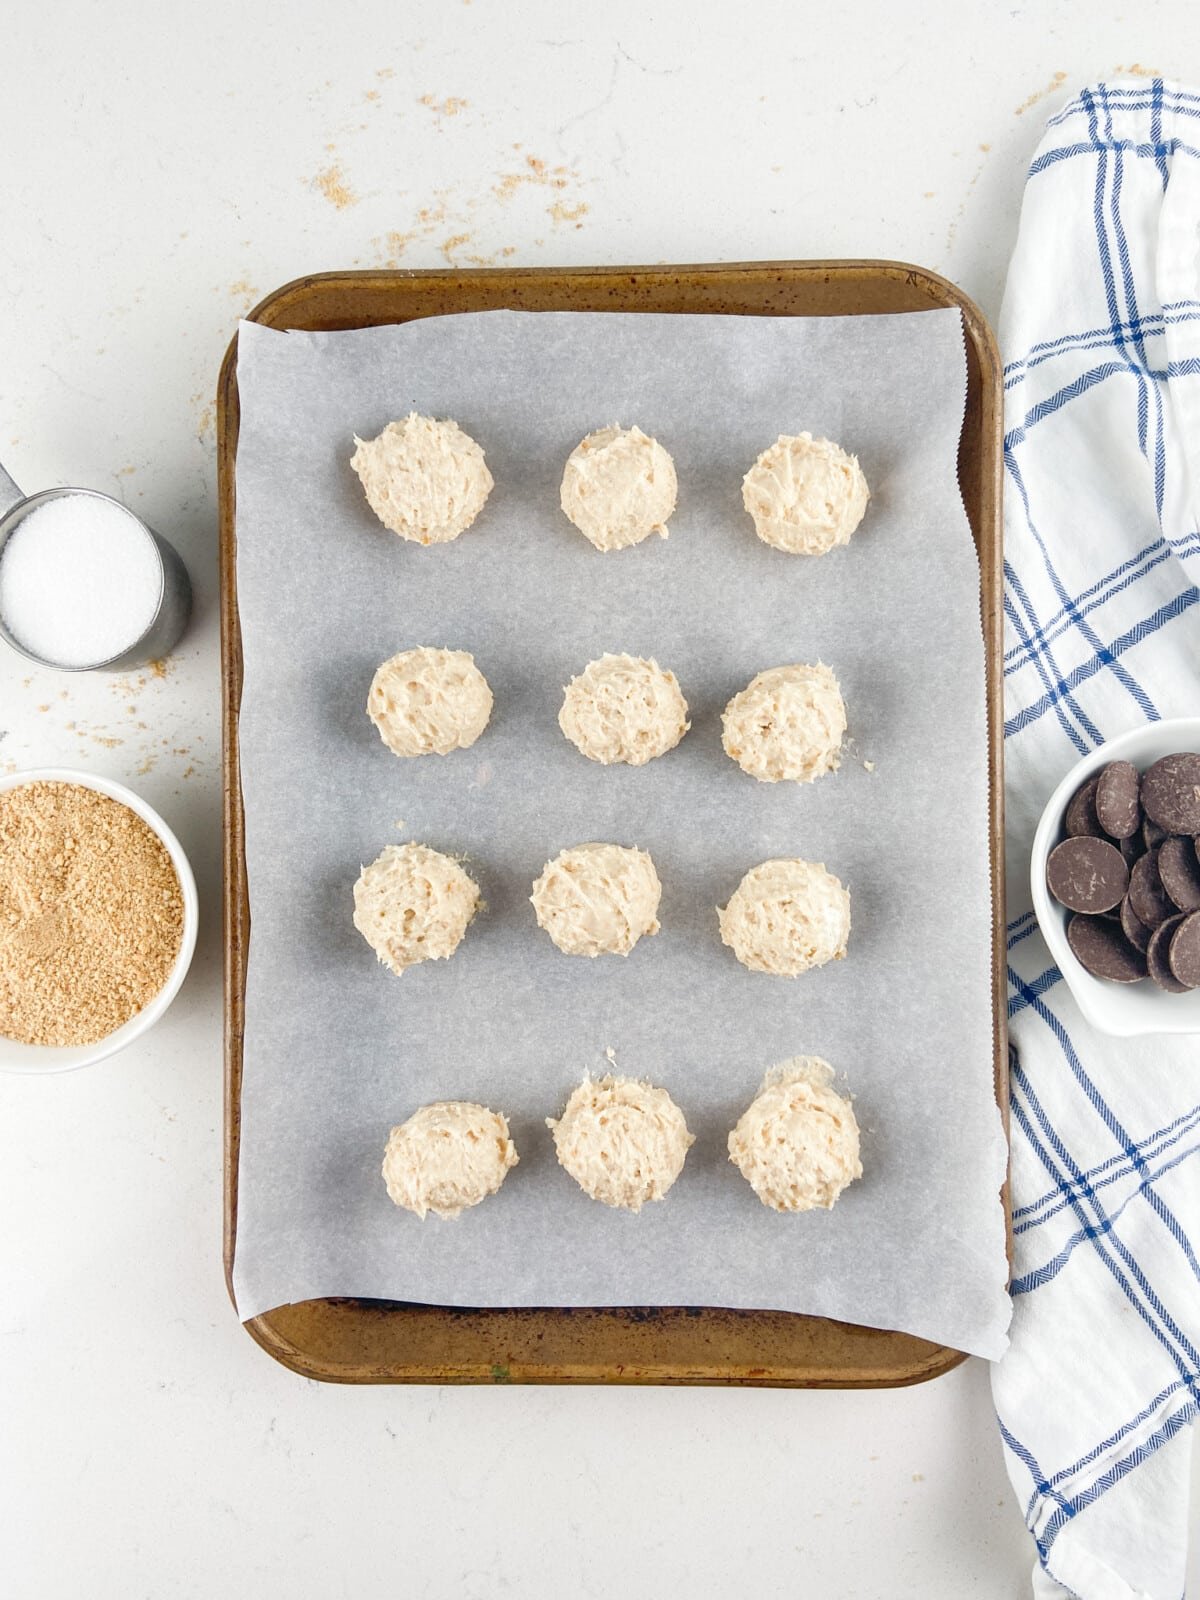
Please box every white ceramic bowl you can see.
[0,767,199,1073]
[1030,718,1200,1037]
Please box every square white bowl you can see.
[1030,717,1200,1037]
[0,768,199,1073]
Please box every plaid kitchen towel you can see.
[991,79,1200,1598]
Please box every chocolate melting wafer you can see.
[1046,837,1128,914]
[1066,914,1147,983]
[1095,760,1141,840]
[1168,912,1200,989]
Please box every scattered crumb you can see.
[394,819,406,831]
[37,704,49,714]
[149,659,170,680]
[182,766,196,780]
[923,191,935,199]
[58,690,68,699]
[368,153,584,271]
[1015,71,1068,115]
[979,143,991,152]
[365,89,381,103]
[605,1046,617,1067]
[493,153,573,202]
[912,1473,925,1483]
[864,760,876,773]
[440,232,472,262]
[197,404,215,440]
[1116,62,1159,77]
[118,465,136,477]
[136,755,157,776]
[91,734,123,749]
[312,163,358,209]
[377,67,395,79]
[420,94,469,117]
[375,228,418,266]
[548,199,589,226]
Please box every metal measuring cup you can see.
[0,462,192,672]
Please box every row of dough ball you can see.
[351,414,870,556]
[369,647,847,783]
[352,842,851,975]
[382,1060,863,1220]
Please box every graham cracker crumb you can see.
[0,781,183,1046]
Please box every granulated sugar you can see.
[0,494,161,667]
[0,781,183,1046]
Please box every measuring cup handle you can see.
[0,461,23,518]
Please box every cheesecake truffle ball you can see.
[530,843,661,957]
[742,432,869,555]
[728,1057,862,1212]
[718,859,850,975]
[353,843,480,975]
[722,662,846,784]
[382,1102,518,1219]
[547,1075,693,1211]
[368,647,493,758]
[559,653,689,766]
[350,413,493,545]
[560,425,677,551]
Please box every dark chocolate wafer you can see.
[1128,849,1175,927]
[1120,895,1153,953]
[1095,760,1141,839]
[1168,912,1200,989]
[1065,775,1104,838]
[1157,834,1200,914]
[1141,753,1200,834]
[1067,914,1147,983]
[1147,914,1190,993]
[1143,817,1168,850]
[1119,831,1146,868]
[1046,837,1129,914]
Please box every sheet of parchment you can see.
[231,306,1011,1359]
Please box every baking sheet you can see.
[231,306,1011,1359]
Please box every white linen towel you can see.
[992,77,1200,1599]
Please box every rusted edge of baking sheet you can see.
[219,261,1008,1386]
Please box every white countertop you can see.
[2,3,1196,1594]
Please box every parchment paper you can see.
[231,306,1011,1359]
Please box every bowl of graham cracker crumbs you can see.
[0,769,198,1072]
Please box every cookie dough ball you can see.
[547,1075,693,1211]
[368,647,493,758]
[350,413,493,545]
[353,843,480,975]
[559,653,689,766]
[728,1057,862,1212]
[742,432,869,555]
[719,859,850,976]
[382,1102,518,1219]
[560,425,678,551]
[531,843,661,957]
[722,663,846,784]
